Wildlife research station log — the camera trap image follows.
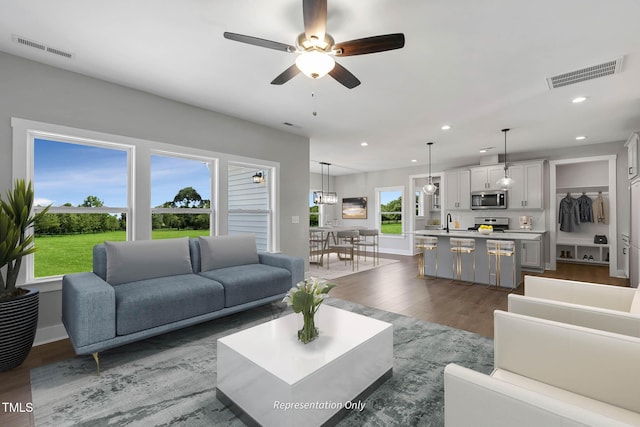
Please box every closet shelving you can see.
[556,186,609,265]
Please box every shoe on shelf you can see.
[560,251,566,258]
[589,255,594,261]
[583,254,588,260]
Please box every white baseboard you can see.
[34,323,68,346]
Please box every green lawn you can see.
[34,229,208,278]
[381,222,403,235]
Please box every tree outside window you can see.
[379,189,403,235]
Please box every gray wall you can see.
[0,52,309,341]
[329,141,628,267]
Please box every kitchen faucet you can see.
[446,213,452,233]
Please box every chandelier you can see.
[313,162,337,204]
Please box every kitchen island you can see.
[415,230,543,288]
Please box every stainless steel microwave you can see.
[471,191,507,210]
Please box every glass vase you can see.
[298,310,319,344]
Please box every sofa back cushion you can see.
[104,237,193,285]
[199,234,259,271]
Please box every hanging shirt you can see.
[558,195,580,232]
[577,194,594,223]
[593,193,609,224]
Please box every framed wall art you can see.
[342,197,367,219]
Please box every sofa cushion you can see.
[114,274,225,335]
[199,264,291,307]
[199,234,259,271]
[105,237,193,285]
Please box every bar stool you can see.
[415,236,438,278]
[486,239,516,291]
[449,238,475,284]
[358,229,379,266]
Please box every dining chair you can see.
[329,230,360,271]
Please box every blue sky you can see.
[34,139,210,208]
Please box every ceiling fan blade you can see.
[223,32,295,53]
[303,0,327,41]
[329,62,361,89]
[271,64,301,85]
[335,33,405,56]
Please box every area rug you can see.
[309,254,399,280]
[31,298,493,427]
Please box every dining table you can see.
[309,226,368,267]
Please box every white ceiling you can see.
[1,0,640,175]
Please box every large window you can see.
[151,154,213,239]
[33,138,130,278]
[378,187,404,235]
[228,164,272,251]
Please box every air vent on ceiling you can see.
[12,34,74,59]
[546,57,623,89]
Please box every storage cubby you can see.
[556,240,609,265]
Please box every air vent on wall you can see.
[546,56,623,89]
[12,34,74,59]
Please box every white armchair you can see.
[444,310,640,426]
[508,275,640,337]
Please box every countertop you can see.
[415,229,543,241]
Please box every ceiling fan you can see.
[223,0,405,89]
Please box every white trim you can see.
[34,323,68,346]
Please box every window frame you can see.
[12,118,280,290]
[376,186,405,237]
[150,150,216,238]
[28,133,133,282]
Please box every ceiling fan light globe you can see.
[422,183,437,195]
[295,51,335,79]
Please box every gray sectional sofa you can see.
[62,234,304,367]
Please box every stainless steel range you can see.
[469,217,509,232]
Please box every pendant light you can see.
[422,142,437,195]
[313,162,337,204]
[324,163,338,204]
[496,128,514,190]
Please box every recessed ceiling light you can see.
[411,159,417,163]
[360,142,368,146]
[575,135,587,140]
[441,124,451,130]
[572,96,587,103]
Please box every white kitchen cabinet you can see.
[444,170,470,210]
[507,161,543,209]
[625,132,639,181]
[521,240,542,270]
[470,165,506,192]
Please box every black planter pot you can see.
[0,288,39,372]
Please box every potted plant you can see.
[0,179,50,371]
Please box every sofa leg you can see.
[92,352,100,376]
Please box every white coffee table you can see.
[216,304,393,427]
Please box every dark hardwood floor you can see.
[0,255,629,427]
